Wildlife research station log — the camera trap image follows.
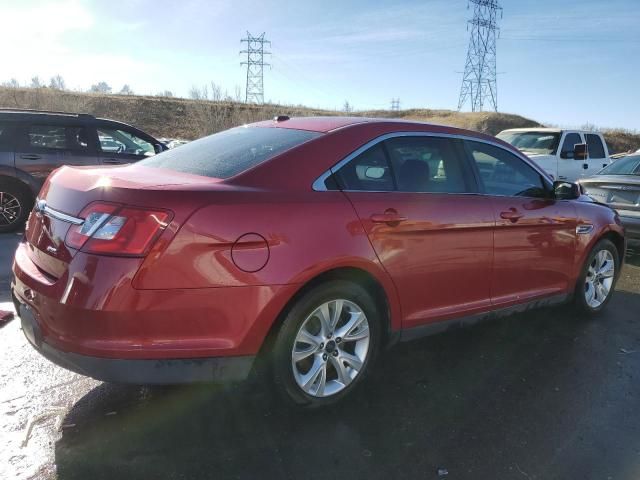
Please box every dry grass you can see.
[1,87,638,153]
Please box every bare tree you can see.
[119,84,134,95]
[90,82,112,94]
[30,76,43,88]
[49,75,66,90]
[343,100,353,113]
[189,85,208,101]
[2,78,19,88]
[157,90,173,97]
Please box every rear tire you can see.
[574,238,619,315]
[271,280,381,408]
[0,179,32,233]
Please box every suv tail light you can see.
[65,202,172,256]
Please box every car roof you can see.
[252,116,501,138]
[0,109,155,137]
[252,116,377,133]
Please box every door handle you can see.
[370,211,408,225]
[499,208,523,223]
[20,154,41,160]
[102,158,123,165]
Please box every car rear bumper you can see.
[11,241,299,381]
[15,296,254,384]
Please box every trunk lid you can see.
[581,175,640,213]
[24,164,222,279]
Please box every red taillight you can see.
[65,202,172,256]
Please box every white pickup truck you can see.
[496,128,612,182]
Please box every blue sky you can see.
[1,0,639,129]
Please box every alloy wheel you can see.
[585,249,615,309]
[291,299,370,398]
[0,191,21,227]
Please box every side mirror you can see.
[553,180,580,200]
[153,143,165,154]
[573,143,588,161]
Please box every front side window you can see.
[466,141,548,198]
[560,133,583,158]
[98,128,154,156]
[335,143,394,191]
[384,136,468,193]
[586,134,606,159]
[28,125,90,151]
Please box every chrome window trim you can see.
[312,131,553,194]
[35,200,84,225]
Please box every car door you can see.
[585,133,610,172]
[97,125,157,165]
[334,134,495,329]
[465,140,577,306]
[557,132,585,181]
[15,123,98,188]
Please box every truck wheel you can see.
[0,179,32,233]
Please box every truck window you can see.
[586,134,606,159]
[560,133,582,158]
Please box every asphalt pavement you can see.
[1,231,640,480]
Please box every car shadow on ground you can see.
[54,287,640,480]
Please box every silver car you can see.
[580,154,640,246]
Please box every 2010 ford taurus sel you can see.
[12,117,625,407]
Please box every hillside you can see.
[0,87,638,153]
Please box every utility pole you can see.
[390,98,400,112]
[457,0,502,112]
[240,32,271,104]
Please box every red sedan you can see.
[12,117,625,407]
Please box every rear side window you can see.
[385,136,469,193]
[28,125,90,151]
[335,143,394,191]
[586,134,606,159]
[140,127,321,179]
[560,133,582,158]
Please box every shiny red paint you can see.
[12,118,625,368]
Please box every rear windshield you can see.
[599,155,640,175]
[139,126,321,179]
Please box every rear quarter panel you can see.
[133,189,402,330]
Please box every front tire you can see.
[574,239,619,314]
[271,280,381,407]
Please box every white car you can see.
[496,128,612,182]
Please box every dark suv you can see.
[0,109,167,232]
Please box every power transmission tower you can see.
[240,32,271,104]
[457,0,502,112]
[390,98,400,112]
